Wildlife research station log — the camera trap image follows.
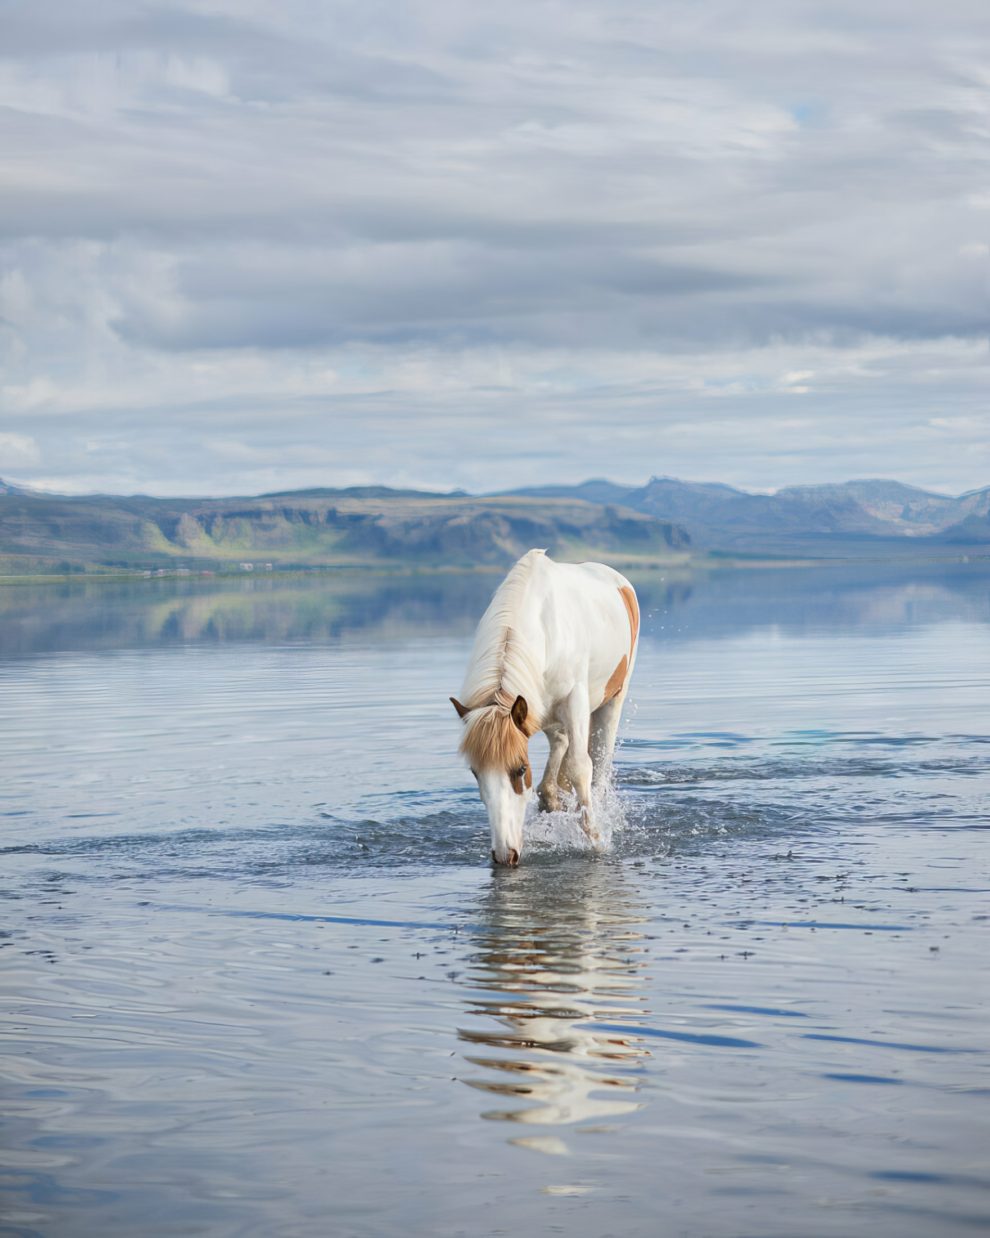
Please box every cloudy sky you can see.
[0,0,987,497]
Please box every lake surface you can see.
[1,563,988,1237]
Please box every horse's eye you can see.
[514,764,527,779]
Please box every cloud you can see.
[0,431,41,466]
[0,0,987,494]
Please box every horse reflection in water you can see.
[458,861,651,1156]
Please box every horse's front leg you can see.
[537,722,569,813]
[561,685,601,848]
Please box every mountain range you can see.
[502,477,990,552]
[0,475,986,575]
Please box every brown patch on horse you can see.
[509,761,533,796]
[602,653,628,703]
[618,585,639,655]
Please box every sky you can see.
[0,0,988,498]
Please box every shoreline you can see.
[1,547,988,586]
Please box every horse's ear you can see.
[510,695,528,732]
[450,697,469,719]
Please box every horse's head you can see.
[451,694,534,866]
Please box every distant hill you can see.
[490,479,638,506]
[498,476,990,555]
[1,474,987,576]
[259,485,468,500]
[0,487,689,575]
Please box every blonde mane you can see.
[459,689,535,771]
[458,550,546,770]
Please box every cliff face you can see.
[361,500,688,563]
[0,490,690,574]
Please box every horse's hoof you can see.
[579,809,603,850]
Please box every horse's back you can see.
[523,553,639,697]
[540,555,636,618]
[565,557,635,595]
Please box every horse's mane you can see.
[459,688,534,771]
[458,550,546,770]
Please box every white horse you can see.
[450,548,640,866]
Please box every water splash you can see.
[524,779,628,855]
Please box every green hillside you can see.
[0,489,690,576]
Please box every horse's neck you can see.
[463,555,548,713]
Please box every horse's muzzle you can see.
[491,847,520,867]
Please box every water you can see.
[1,563,988,1237]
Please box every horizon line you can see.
[2,473,985,503]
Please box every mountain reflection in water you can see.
[1,560,987,659]
[458,862,651,1153]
